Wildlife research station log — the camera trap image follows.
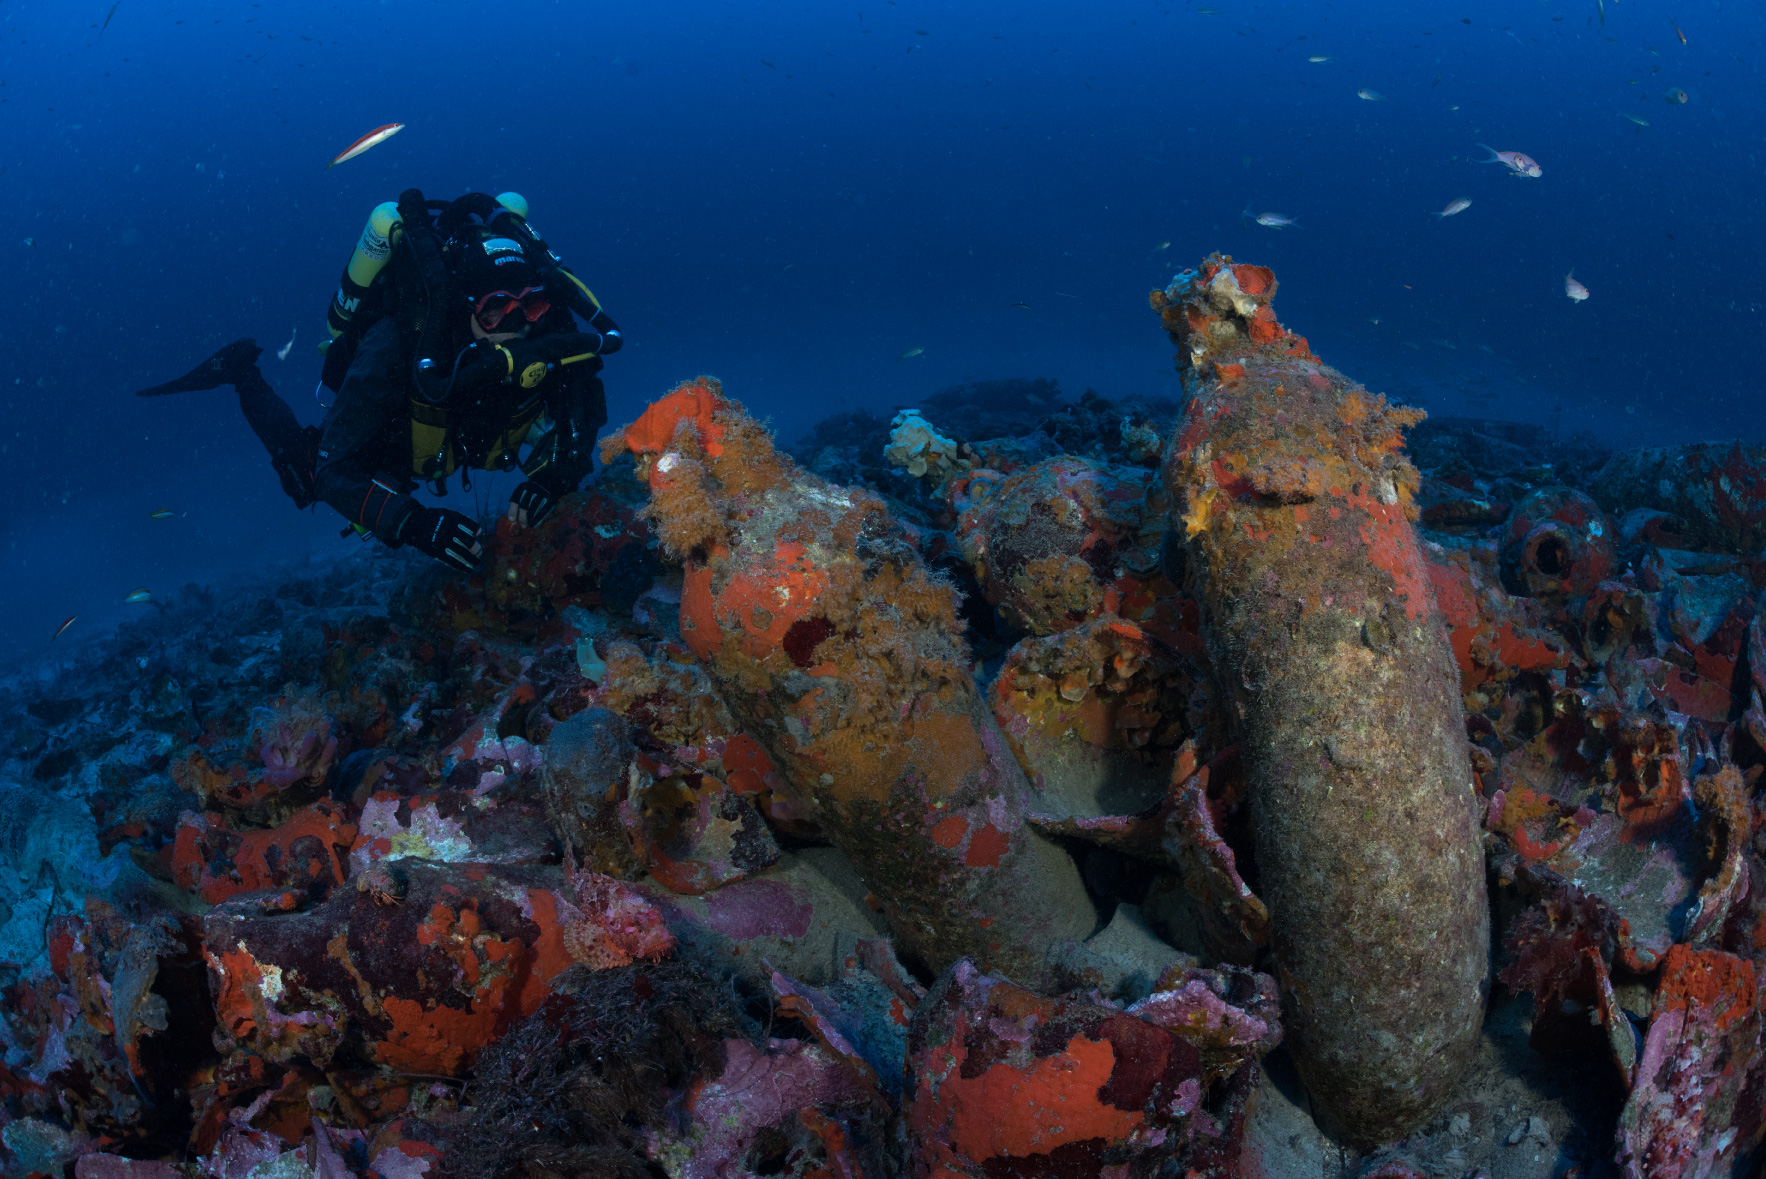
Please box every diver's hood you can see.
[436,194,547,300]
[448,225,544,301]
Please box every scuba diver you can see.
[136,189,621,572]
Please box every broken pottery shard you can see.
[346,786,556,873]
[601,378,1093,986]
[1151,255,1489,1142]
[434,674,545,793]
[1686,765,1751,946]
[770,934,925,1102]
[647,1037,877,1172]
[594,636,818,836]
[649,848,887,988]
[8,908,197,1144]
[1591,442,1766,555]
[1163,752,1270,965]
[992,615,1218,825]
[1425,551,1572,708]
[620,752,782,896]
[172,800,357,907]
[906,958,1273,1177]
[1498,882,1636,1077]
[954,455,1159,635]
[1617,944,1764,1176]
[1126,959,1283,1066]
[540,707,641,877]
[202,861,574,1076]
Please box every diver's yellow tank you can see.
[324,201,403,344]
[322,193,533,354]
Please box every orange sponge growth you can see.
[602,382,1094,985]
[605,376,728,460]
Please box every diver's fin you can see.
[133,338,263,397]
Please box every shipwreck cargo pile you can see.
[2,257,1764,1178]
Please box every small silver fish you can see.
[1246,209,1300,229]
[1011,302,1031,309]
[1565,270,1590,302]
[1308,54,1333,63]
[148,508,174,520]
[1357,88,1385,101]
[124,588,153,604]
[277,328,297,361]
[898,346,925,360]
[1620,111,1650,126]
[1664,87,1689,104]
[1435,198,1473,218]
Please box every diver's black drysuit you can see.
[136,218,621,564]
[304,306,617,539]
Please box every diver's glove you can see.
[507,481,557,529]
[270,425,322,509]
[394,506,483,573]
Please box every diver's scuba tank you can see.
[324,201,402,348]
[317,191,534,394]
[316,201,403,393]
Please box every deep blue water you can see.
[1,0,1761,667]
